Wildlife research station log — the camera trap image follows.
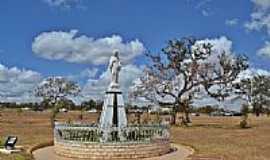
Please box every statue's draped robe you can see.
[109,56,121,85]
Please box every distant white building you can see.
[87,109,97,113]
[159,107,173,113]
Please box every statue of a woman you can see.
[109,50,121,87]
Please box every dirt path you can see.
[33,144,193,160]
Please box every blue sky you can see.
[0,0,269,103]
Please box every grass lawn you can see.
[0,109,270,160]
[171,115,270,160]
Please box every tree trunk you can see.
[185,111,191,123]
[50,111,56,129]
[182,103,191,125]
[267,109,270,117]
[50,103,59,129]
[171,105,177,125]
[79,109,83,120]
[254,106,260,117]
[172,112,177,125]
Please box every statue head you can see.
[113,49,119,58]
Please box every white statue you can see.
[109,50,121,87]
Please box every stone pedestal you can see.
[99,85,127,131]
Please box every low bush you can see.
[240,119,248,129]
[0,137,4,146]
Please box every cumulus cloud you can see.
[237,67,270,81]
[257,41,270,58]
[245,0,270,59]
[197,36,233,55]
[245,0,270,34]
[67,68,99,82]
[0,64,42,103]
[32,30,145,65]
[196,36,233,64]
[81,64,143,100]
[225,18,239,26]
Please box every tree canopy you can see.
[35,76,80,105]
[131,37,248,123]
[236,74,270,116]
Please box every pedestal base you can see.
[99,87,127,129]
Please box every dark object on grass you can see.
[4,136,17,150]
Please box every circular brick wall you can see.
[54,139,170,160]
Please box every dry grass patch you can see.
[1,110,270,160]
[171,115,270,160]
[0,110,97,160]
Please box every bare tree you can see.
[131,37,248,125]
[35,77,80,128]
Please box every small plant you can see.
[240,104,249,129]
[14,155,27,160]
[67,118,72,124]
[266,109,270,117]
[16,108,23,114]
[0,138,3,146]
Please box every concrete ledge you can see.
[28,140,54,154]
[0,146,23,154]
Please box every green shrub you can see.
[16,108,23,114]
[240,104,249,129]
[240,119,248,129]
[0,137,5,146]
[15,155,27,160]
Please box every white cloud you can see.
[257,41,270,58]
[201,10,210,16]
[194,0,213,16]
[32,30,145,65]
[251,0,270,9]
[81,64,143,100]
[237,68,270,81]
[0,64,42,103]
[245,0,270,34]
[80,68,98,78]
[198,36,233,54]
[196,36,233,64]
[68,68,99,81]
[245,0,270,59]
[42,0,82,8]
[225,18,239,26]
